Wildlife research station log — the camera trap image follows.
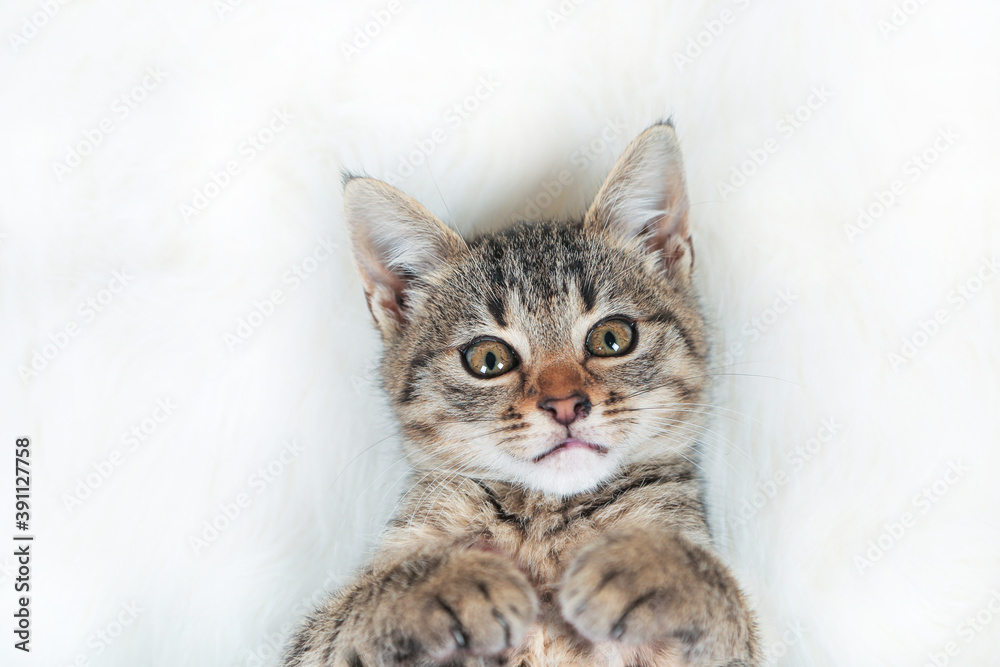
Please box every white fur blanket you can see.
[3,0,998,665]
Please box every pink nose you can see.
[539,393,592,426]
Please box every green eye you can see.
[586,318,636,357]
[463,339,517,378]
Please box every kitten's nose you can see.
[539,393,592,426]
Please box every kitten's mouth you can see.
[532,438,608,463]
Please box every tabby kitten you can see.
[285,124,760,666]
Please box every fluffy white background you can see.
[2,0,998,665]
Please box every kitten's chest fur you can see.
[422,461,702,666]
[477,480,610,584]
[479,483,619,664]
[472,460,700,574]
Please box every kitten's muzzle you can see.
[539,392,592,426]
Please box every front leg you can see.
[285,547,538,666]
[559,527,759,666]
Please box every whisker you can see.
[326,428,403,491]
[637,414,760,471]
[412,469,470,530]
[611,404,776,454]
[700,371,810,389]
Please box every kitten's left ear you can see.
[584,123,693,283]
[344,177,466,338]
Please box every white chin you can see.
[517,449,618,497]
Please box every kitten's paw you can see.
[559,528,728,650]
[384,549,537,663]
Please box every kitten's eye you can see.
[586,318,636,357]
[463,339,518,378]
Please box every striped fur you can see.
[284,125,760,667]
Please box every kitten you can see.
[284,124,760,667]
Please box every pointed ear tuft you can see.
[340,170,359,188]
[584,124,693,282]
[344,178,465,337]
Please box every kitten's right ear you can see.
[584,123,694,283]
[343,177,465,338]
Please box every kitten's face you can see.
[346,124,706,496]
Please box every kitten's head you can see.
[345,124,708,497]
